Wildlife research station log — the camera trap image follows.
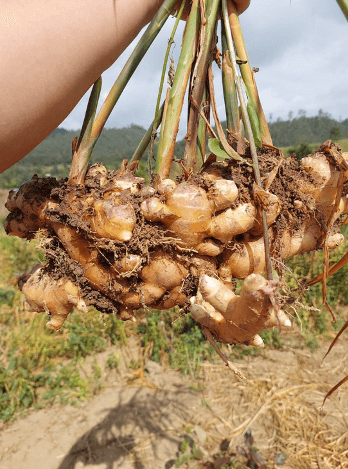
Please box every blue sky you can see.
[61,0,348,137]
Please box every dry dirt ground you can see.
[1,333,348,469]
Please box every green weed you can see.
[175,437,204,468]
[0,231,45,282]
[106,352,120,370]
[138,310,215,376]
[173,431,268,469]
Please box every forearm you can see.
[0,0,162,173]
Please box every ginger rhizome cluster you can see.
[5,141,348,347]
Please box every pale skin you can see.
[0,0,250,173]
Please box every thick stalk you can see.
[150,0,186,173]
[221,21,245,154]
[77,77,102,152]
[68,78,102,184]
[221,21,239,136]
[183,0,220,170]
[336,0,348,21]
[222,0,273,280]
[156,0,201,178]
[227,1,272,145]
[154,0,186,121]
[87,0,177,154]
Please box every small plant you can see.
[173,430,286,469]
[138,310,216,376]
[41,361,91,405]
[106,352,120,370]
[175,437,204,468]
[92,360,102,379]
[0,284,16,307]
[128,359,141,370]
[259,328,282,348]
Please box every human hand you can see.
[173,0,251,20]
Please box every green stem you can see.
[183,0,220,170]
[88,0,177,154]
[221,19,245,154]
[336,0,348,20]
[154,0,186,121]
[222,0,273,280]
[130,101,165,163]
[227,1,272,145]
[77,77,102,151]
[156,0,201,178]
[145,0,185,174]
[68,77,102,184]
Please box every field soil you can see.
[1,333,348,469]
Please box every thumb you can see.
[234,0,251,15]
[173,0,251,20]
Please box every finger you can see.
[233,0,251,15]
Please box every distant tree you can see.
[287,143,313,161]
[49,127,68,137]
[288,111,293,121]
[268,110,348,147]
[297,135,309,145]
[269,113,273,123]
[330,127,341,141]
[317,109,331,119]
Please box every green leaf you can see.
[7,359,16,371]
[208,138,251,165]
[208,138,231,160]
[247,100,262,149]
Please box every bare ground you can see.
[1,333,348,469]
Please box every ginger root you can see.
[18,264,87,331]
[190,273,291,346]
[5,142,348,343]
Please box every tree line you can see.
[268,109,348,147]
[0,110,347,188]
